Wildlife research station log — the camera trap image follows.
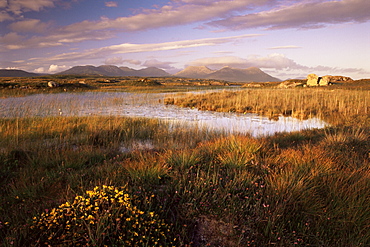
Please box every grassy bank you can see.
[0,113,369,246]
[165,88,370,126]
[0,76,229,97]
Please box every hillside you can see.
[58,65,171,77]
[175,66,280,82]
[0,69,40,77]
[175,66,213,78]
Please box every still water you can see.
[0,91,328,137]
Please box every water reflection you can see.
[0,91,328,137]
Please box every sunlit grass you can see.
[166,88,370,126]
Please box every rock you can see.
[47,81,59,88]
[277,80,305,88]
[307,74,319,86]
[306,74,353,86]
[319,76,330,86]
[322,75,353,83]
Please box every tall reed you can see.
[166,88,370,126]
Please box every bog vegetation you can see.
[0,77,369,246]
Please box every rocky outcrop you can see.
[306,74,352,86]
[277,80,306,88]
[322,75,353,83]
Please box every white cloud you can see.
[207,0,370,30]
[48,64,67,73]
[34,67,45,73]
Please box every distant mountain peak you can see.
[209,66,280,82]
[175,66,214,78]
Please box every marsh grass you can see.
[1,86,370,246]
[166,88,370,126]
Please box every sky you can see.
[0,0,369,80]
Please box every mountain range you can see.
[0,65,281,82]
[57,65,172,77]
[175,66,280,82]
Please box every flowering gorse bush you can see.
[30,185,175,246]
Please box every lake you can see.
[0,91,328,137]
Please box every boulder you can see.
[47,81,59,88]
[319,76,330,86]
[307,74,319,86]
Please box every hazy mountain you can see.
[98,65,128,76]
[58,65,171,77]
[175,66,280,82]
[175,66,214,78]
[4,65,279,82]
[206,67,280,82]
[118,66,137,76]
[58,65,104,76]
[136,67,171,77]
[0,69,40,77]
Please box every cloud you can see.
[268,45,302,50]
[48,64,67,73]
[104,57,141,65]
[142,59,175,70]
[33,64,68,73]
[28,34,262,63]
[62,0,271,32]
[105,2,118,7]
[1,0,269,49]
[6,0,56,15]
[207,0,370,30]
[8,19,51,33]
[34,67,45,73]
[0,32,25,50]
[190,54,305,70]
[0,11,13,22]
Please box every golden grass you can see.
[166,88,370,126]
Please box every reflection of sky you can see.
[0,91,328,137]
